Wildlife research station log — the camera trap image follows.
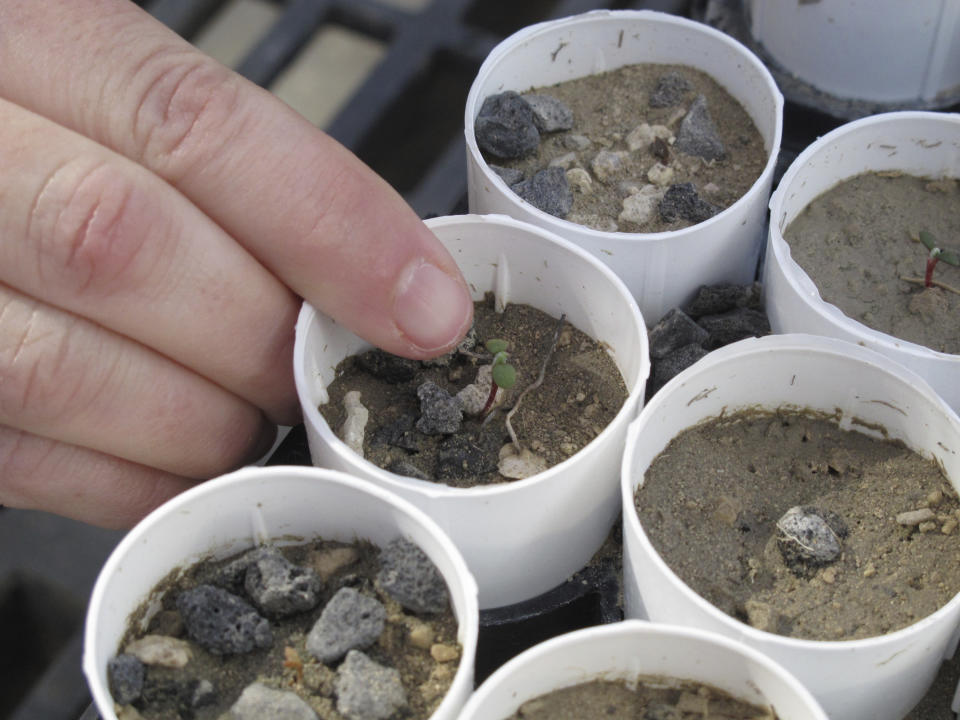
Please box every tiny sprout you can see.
[481,338,516,416]
[919,230,960,288]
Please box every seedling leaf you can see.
[492,363,516,389]
[920,230,937,252]
[485,339,508,355]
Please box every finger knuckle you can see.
[131,50,242,177]
[0,293,103,426]
[30,160,151,299]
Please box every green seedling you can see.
[919,230,960,288]
[481,338,516,416]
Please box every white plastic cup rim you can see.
[766,110,960,364]
[460,620,829,720]
[464,8,785,242]
[622,333,960,652]
[82,465,480,720]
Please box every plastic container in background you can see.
[743,0,960,114]
[464,9,783,323]
[763,111,960,414]
[621,334,960,720]
[83,466,479,720]
[459,620,829,720]
[295,214,648,609]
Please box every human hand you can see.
[0,0,473,528]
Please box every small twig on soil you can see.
[505,313,567,452]
[900,275,960,296]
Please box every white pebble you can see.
[618,185,664,226]
[646,162,675,186]
[341,391,369,457]
[125,635,192,668]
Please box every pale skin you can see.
[0,0,474,528]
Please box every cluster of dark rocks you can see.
[474,69,727,230]
[349,329,511,483]
[647,282,770,396]
[108,537,452,720]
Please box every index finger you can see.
[0,0,473,359]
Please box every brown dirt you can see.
[635,408,960,642]
[506,677,777,720]
[319,297,628,487]
[489,62,768,233]
[783,172,960,354]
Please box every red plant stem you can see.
[480,382,499,416]
[926,256,939,288]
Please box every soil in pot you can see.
[505,676,777,719]
[106,536,460,720]
[475,63,767,233]
[635,408,960,641]
[783,171,960,354]
[318,296,629,486]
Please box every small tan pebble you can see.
[124,635,192,668]
[820,567,837,584]
[646,162,675,186]
[419,664,453,702]
[919,521,938,534]
[565,167,593,195]
[942,519,958,535]
[303,662,336,696]
[926,489,944,507]
[430,643,460,663]
[744,599,778,633]
[116,705,146,720]
[309,546,359,582]
[408,622,434,649]
[896,508,936,526]
[863,562,877,578]
[559,442,578,455]
[575,391,586,402]
[676,691,709,714]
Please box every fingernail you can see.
[393,260,472,353]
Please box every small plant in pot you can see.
[763,111,960,414]
[620,334,960,720]
[294,214,649,610]
[913,230,960,293]
[465,9,784,324]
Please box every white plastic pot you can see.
[459,620,828,720]
[83,466,479,720]
[763,111,960,414]
[464,9,783,323]
[295,214,648,609]
[744,0,960,110]
[621,334,960,720]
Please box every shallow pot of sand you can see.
[83,465,480,720]
[763,111,960,414]
[464,9,783,323]
[621,333,960,720]
[294,214,649,609]
[742,0,960,117]
[458,619,827,720]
